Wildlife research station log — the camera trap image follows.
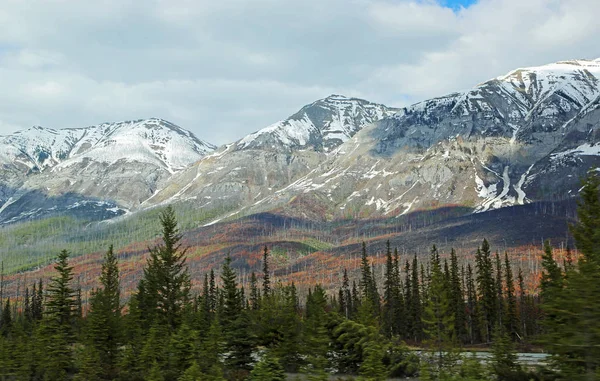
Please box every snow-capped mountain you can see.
[141,95,397,215]
[236,95,398,152]
[0,118,214,223]
[191,58,600,221]
[3,58,600,226]
[0,118,214,173]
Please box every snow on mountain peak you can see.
[0,118,215,173]
[237,95,398,152]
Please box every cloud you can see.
[0,0,598,144]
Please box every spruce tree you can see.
[410,255,422,341]
[422,246,458,377]
[138,206,191,332]
[392,248,405,337]
[250,272,260,311]
[475,239,496,343]
[382,240,395,337]
[221,256,254,373]
[465,264,479,344]
[503,253,519,340]
[262,246,271,297]
[86,244,122,380]
[494,251,504,328]
[41,249,77,379]
[449,248,465,343]
[540,174,600,378]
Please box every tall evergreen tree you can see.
[382,241,395,337]
[41,249,77,379]
[138,206,191,332]
[503,253,519,340]
[410,255,422,341]
[495,251,504,328]
[540,174,600,378]
[221,256,254,373]
[86,244,122,380]
[448,249,465,343]
[475,239,496,343]
[250,272,260,311]
[262,246,271,297]
[421,246,458,378]
[465,264,479,344]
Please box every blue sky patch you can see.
[441,0,477,10]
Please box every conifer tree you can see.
[262,246,271,297]
[449,248,465,342]
[41,249,77,379]
[303,285,329,380]
[494,251,504,328]
[540,174,600,378]
[410,255,422,341]
[86,244,122,380]
[250,272,260,310]
[382,240,395,337]
[503,253,519,339]
[138,206,191,332]
[221,256,254,373]
[465,264,479,344]
[392,248,405,337]
[475,239,496,342]
[422,246,457,377]
[404,260,413,340]
[358,242,379,324]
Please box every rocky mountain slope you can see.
[141,95,398,216]
[197,58,600,221]
[0,118,215,223]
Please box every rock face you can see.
[0,118,215,223]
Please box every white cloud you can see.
[0,0,598,144]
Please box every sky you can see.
[0,0,599,145]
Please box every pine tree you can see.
[465,264,479,344]
[540,174,600,378]
[494,251,504,329]
[33,279,44,321]
[422,246,458,377]
[262,246,271,297]
[475,239,496,343]
[303,285,329,381]
[410,255,422,341]
[86,244,122,380]
[339,269,351,318]
[250,272,260,311]
[221,256,254,373]
[449,248,465,343]
[382,240,395,337]
[138,206,191,332]
[392,248,405,337]
[503,252,519,340]
[41,249,77,379]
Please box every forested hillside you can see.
[1,176,599,380]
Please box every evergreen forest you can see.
[1,175,600,380]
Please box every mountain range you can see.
[1,57,600,275]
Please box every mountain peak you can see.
[236,95,398,152]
